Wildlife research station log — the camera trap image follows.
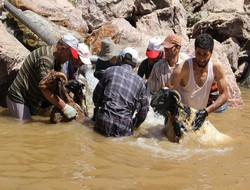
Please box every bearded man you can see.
[169,33,228,130]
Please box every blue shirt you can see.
[62,61,78,80]
[93,64,149,137]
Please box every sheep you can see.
[150,87,231,145]
[39,69,87,123]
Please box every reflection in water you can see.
[0,87,249,189]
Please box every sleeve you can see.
[147,62,159,95]
[133,84,149,128]
[37,56,54,81]
[137,60,146,78]
[93,76,105,108]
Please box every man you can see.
[6,34,79,120]
[169,33,229,130]
[62,42,92,80]
[137,37,164,84]
[93,47,149,137]
[147,33,189,96]
[94,37,121,80]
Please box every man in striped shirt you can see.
[6,34,79,120]
[93,47,149,137]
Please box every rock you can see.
[202,0,245,13]
[85,18,151,58]
[222,38,241,70]
[192,12,250,46]
[0,22,29,107]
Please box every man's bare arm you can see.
[206,60,229,114]
[41,89,66,110]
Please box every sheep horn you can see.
[55,72,68,84]
[172,89,182,104]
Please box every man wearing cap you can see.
[94,37,121,80]
[6,34,79,120]
[93,47,149,137]
[147,33,189,96]
[137,37,164,83]
[62,42,92,80]
[169,33,228,131]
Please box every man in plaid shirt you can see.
[93,47,149,137]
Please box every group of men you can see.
[5,32,229,138]
[143,33,228,130]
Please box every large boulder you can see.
[135,0,188,38]
[85,18,151,59]
[202,0,245,13]
[0,22,29,107]
[192,13,250,46]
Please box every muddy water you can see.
[0,86,249,190]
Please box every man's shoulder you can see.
[210,57,225,76]
[33,46,54,59]
[34,45,53,53]
[211,56,222,66]
[104,65,121,76]
[139,58,148,66]
[131,71,146,86]
[25,46,54,66]
[153,59,165,67]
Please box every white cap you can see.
[61,34,79,59]
[122,47,139,64]
[148,37,163,51]
[146,37,163,58]
[78,43,91,65]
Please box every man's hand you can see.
[62,104,77,119]
[133,117,143,129]
[93,70,104,80]
[192,109,208,131]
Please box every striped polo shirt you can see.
[7,46,57,115]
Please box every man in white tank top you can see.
[169,33,228,130]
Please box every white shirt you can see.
[177,58,214,110]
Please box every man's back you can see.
[93,64,149,137]
[7,46,55,115]
[94,64,146,117]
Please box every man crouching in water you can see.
[93,47,149,137]
[6,34,79,120]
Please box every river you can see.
[0,84,249,190]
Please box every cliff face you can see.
[0,0,247,107]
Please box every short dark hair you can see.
[123,53,136,67]
[195,33,214,52]
[57,39,70,49]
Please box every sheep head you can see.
[150,87,181,117]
